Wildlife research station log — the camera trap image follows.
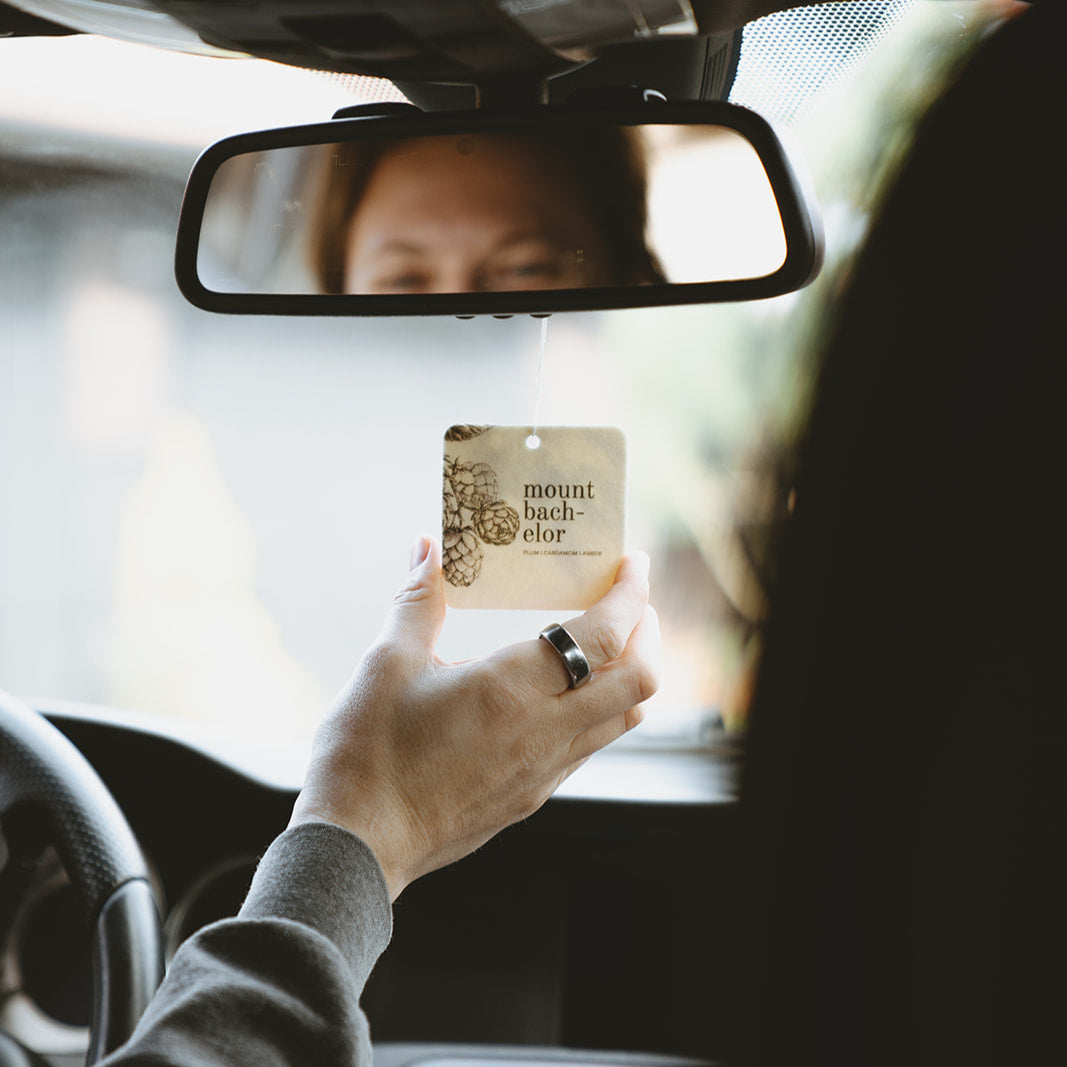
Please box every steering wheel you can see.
[0,690,164,1065]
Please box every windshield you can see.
[0,2,1001,783]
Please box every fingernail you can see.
[409,535,431,571]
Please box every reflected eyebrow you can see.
[493,228,568,250]
[364,240,425,256]
[369,229,567,254]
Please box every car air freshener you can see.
[442,425,626,609]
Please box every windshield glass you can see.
[0,2,1003,784]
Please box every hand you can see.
[290,536,660,899]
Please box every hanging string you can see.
[528,316,548,449]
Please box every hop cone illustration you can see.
[443,528,483,586]
[444,425,490,442]
[442,477,461,532]
[474,501,520,546]
[442,446,517,589]
[447,457,498,510]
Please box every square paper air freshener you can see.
[442,425,626,610]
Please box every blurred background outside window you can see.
[0,2,1003,783]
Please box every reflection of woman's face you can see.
[343,135,613,295]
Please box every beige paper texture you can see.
[442,425,626,610]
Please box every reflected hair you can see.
[308,126,666,294]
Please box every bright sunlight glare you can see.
[0,34,390,146]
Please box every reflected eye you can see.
[488,243,572,291]
[496,261,558,284]
[512,261,558,278]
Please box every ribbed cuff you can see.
[239,821,393,989]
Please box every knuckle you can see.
[471,660,525,722]
[625,704,646,732]
[634,659,660,704]
[354,640,414,693]
[622,653,659,706]
[360,641,402,678]
[391,575,433,609]
[585,619,626,666]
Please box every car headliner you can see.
[0,1,884,80]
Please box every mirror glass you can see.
[194,124,788,296]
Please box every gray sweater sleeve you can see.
[100,821,393,1066]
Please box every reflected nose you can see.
[434,258,484,294]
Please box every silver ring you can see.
[538,623,592,689]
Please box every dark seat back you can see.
[732,5,1065,1064]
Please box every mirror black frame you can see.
[175,99,823,316]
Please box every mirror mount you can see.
[474,78,550,110]
[562,86,668,109]
[394,32,742,113]
[332,101,423,120]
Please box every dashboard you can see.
[2,706,740,1065]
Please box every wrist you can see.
[288,801,409,900]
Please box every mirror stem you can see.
[474,79,549,110]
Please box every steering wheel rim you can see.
[0,690,164,1065]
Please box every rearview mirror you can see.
[175,101,822,315]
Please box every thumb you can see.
[379,535,447,655]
